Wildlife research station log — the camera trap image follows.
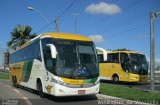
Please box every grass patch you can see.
[0,72,9,79]
[100,83,160,103]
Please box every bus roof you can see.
[12,32,92,53]
[107,50,144,55]
[97,51,144,55]
[41,32,92,41]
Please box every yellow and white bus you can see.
[9,33,99,97]
[96,47,148,83]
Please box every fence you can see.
[148,71,160,83]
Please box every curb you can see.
[96,94,156,105]
[96,94,123,100]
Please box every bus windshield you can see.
[49,40,98,79]
[130,54,148,75]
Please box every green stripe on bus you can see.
[21,61,33,82]
[83,77,98,83]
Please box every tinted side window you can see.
[9,40,41,64]
[41,38,56,72]
[120,53,128,63]
[107,53,119,63]
[41,38,52,60]
[120,53,129,71]
[97,54,104,63]
[34,41,41,60]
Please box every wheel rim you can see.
[113,76,119,83]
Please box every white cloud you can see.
[85,2,122,15]
[88,35,104,43]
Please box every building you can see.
[3,51,9,69]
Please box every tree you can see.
[113,48,132,51]
[7,25,37,50]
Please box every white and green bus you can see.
[9,33,99,97]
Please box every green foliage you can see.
[0,72,9,79]
[100,83,160,103]
[7,25,37,50]
[113,48,132,51]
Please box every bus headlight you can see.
[51,77,98,88]
[51,77,68,86]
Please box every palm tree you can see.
[7,25,37,50]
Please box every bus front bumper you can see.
[53,83,100,96]
[129,74,148,83]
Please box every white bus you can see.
[9,33,100,97]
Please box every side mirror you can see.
[46,44,57,59]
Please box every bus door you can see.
[107,53,120,79]
[98,54,109,79]
[42,39,56,89]
[120,53,130,81]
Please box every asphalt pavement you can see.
[0,79,99,105]
[0,79,157,105]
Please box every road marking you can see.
[0,80,33,105]
[23,97,32,105]
[13,89,20,93]
[5,85,11,88]
[23,97,28,99]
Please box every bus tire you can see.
[12,76,18,88]
[37,80,45,98]
[112,74,119,83]
[12,76,14,86]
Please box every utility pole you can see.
[150,12,155,92]
[150,11,160,92]
[55,17,59,32]
[73,13,80,33]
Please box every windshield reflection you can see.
[130,54,148,75]
[54,40,98,79]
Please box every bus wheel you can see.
[37,81,45,98]
[112,75,119,83]
[12,76,18,88]
[12,76,14,86]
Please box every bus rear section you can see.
[97,47,148,83]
